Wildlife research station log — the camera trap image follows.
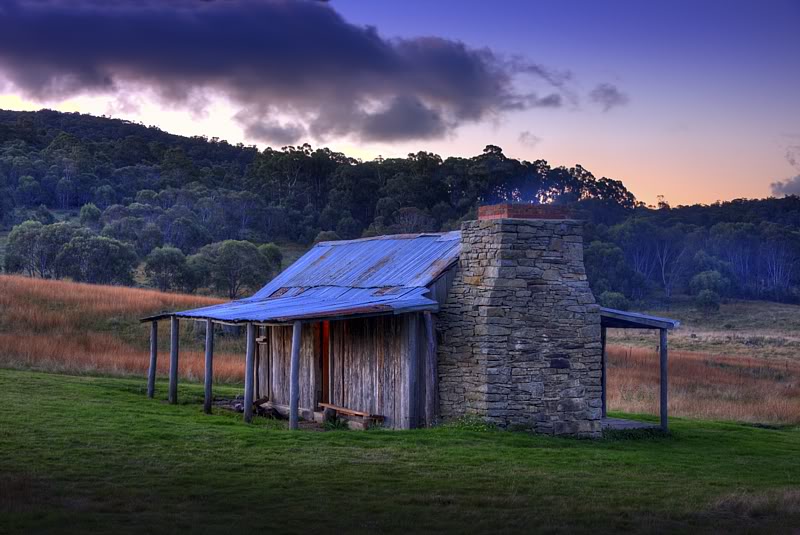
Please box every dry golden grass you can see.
[608,298,800,360]
[0,275,245,383]
[608,344,800,424]
[0,274,222,318]
[2,274,799,423]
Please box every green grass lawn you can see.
[1,369,798,534]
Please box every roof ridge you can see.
[318,230,460,246]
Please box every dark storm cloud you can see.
[771,175,800,197]
[361,96,448,141]
[589,83,629,112]
[0,0,578,144]
[237,114,307,146]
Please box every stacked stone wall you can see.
[436,218,602,437]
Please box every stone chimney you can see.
[437,204,602,437]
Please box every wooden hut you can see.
[144,232,459,429]
[143,206,678,436]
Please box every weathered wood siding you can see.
[330,314,435,429]
[256,324,319,414]
[427,267,456,307]
[255,313,435,429]
[329,316,405,428]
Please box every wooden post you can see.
[168,316,179,404]
[601,325,607,418]
[327,324,333,406]
[244,322,256,423]
[266,328,272,402]
[203,319,214,414]
[660,328,668,432]
[147,320,158,398]
[254,327,260,402]
[423,312,438,427]
[406,314,420,429]
[289,320,302,430]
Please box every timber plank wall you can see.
[256,314,434,429]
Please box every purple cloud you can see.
[589,83,630,112]
[0,0,580,144]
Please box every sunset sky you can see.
[0,0,798,205]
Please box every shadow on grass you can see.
[602,427,672,441]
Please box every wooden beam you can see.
[168,316,179,404]
[601,325,607,418]
[203,319,214,414]
[147,320,158,398]
[289,320,302,430]
[660,328,668,432]
[423,312,438,427]
[600,308,679,330]
[243,322,256,423]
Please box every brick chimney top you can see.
[477,203,572,220]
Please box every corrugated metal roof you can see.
[163,231,461,324]
[253,231,461,298]
[600,308,680,330]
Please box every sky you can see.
[0,0,798,205]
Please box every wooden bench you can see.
[318,403,384,427]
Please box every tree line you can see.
[584,200,800,310]
[1,109,799,307]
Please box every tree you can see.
[35,222,86,278]
[314,230,340,243]
[194,240,276,298]
[584,240,644,298]
[101,216,145,246]
[57,236,138,285]
[610,219,658,288]
[335,213,362,240]
[145,246,187,292]
[392,207,436,233]
[165,216,212,253]
[93,184,116,209]
[695,289,721,312]
[4,220,43,276]
[14,175,41,207]
[258,243,283,274]
[689,270,731,296]
[654,226,689,300]
[5,218,63,278]
[181,253,210,294]
[598,291,630,311]
[32,205,56,225]
[138,223,165,257]
[55,177,75,209]
[79,203,102,229]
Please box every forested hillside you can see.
[1,108,799,305]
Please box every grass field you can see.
[605,298,800,425]
[1,276,799,532]
[0,369,798,533]
[606,345,800,424]
[0,275,246,382]
[608,298,800,360]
